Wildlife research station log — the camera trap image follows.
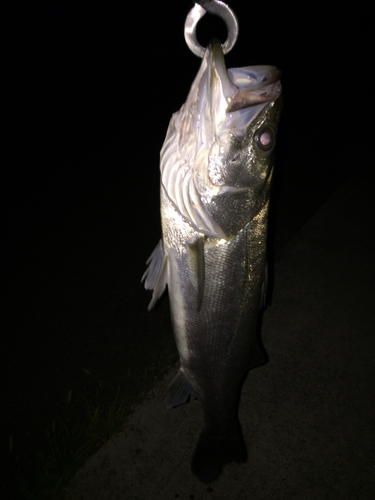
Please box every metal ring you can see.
[184,1,239,58]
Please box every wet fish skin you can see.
[142,40,282,482]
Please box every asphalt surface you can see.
[66,167,375,500]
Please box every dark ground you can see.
[1,1,373,498]
[66,166,375,500]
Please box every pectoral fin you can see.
[141,240,168,311]
[187,236,205,311]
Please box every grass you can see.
[7,349,179,500]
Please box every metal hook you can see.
[184,1,239,58]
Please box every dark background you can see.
[1,0,371,495]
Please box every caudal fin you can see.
[191,426,247,482]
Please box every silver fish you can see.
[142,40,282,482]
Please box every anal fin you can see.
[247,331,268,370]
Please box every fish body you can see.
[142,40,282,482]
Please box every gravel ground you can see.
[66,169,375,500]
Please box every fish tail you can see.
[191,423,247,482]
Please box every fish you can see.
[142,39,282,482]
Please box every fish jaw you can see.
[160,40,282,240]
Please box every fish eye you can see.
[255,127,275,153]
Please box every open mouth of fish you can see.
[206,39,282,118]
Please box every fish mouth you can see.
[204,40,282,138]
[206,39,282,111]
[226,65,282,112]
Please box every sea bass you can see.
[142,40,282,482]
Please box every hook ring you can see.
[184,1,239,58]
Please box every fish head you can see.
[160,40,282,239]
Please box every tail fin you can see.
[191,424,247,482]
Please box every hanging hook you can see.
[184,1,239,58]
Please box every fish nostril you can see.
[231,155,240,162]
